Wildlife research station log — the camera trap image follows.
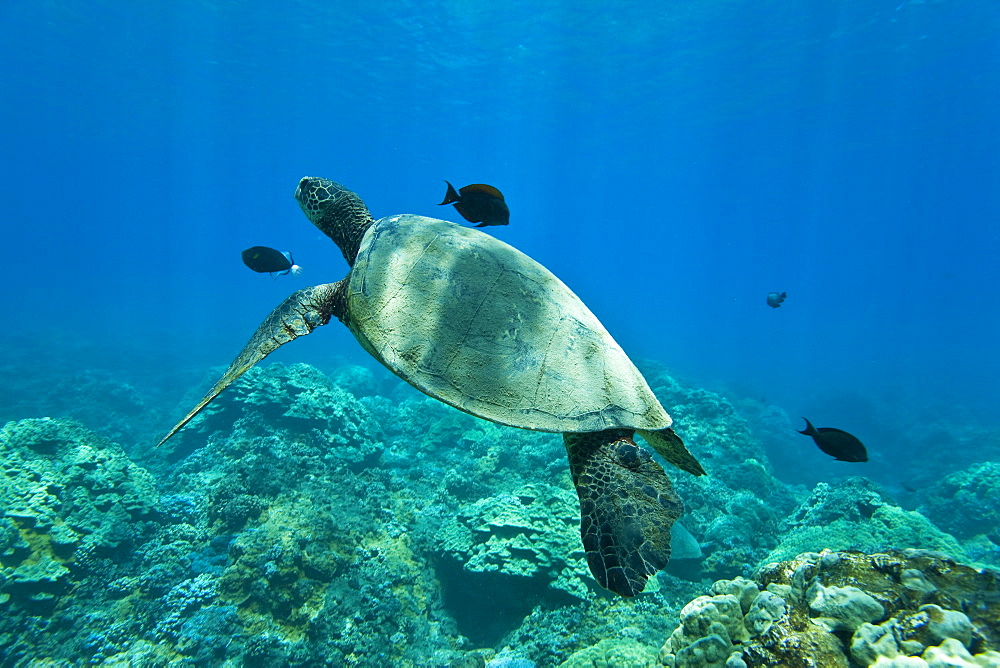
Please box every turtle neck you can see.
[294,177,375,266]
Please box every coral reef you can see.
[0,418,159,617]
[3,356,998,667]
[766,478,967,564]
[919,462,1000,556]
[557,637,660,667]
[641,362,799,581]
[438,482,590,599]
[659,549,1000,667]
[169,362,384,466]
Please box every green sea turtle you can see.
[158,177,705,597]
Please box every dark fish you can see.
[438,180,509,227]
[798,418,868,462]
[767,291,787,308]
[241,246,302,276]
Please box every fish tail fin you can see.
[798,417,816,435]
[438,180,461,205]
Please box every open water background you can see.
[1,0,998,476]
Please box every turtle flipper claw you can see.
[564,429,684,597]
[156,281,346,448]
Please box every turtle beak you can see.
[293,176,312,204]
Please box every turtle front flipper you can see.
[564,429,684,597]
[156,280,347,447]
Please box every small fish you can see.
[438,180,510,227]
[241,246,302,276]
[767,291,787,308]
[798,418,868,462]
[670,522,703,561]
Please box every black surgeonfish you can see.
[438,180,509,227]
[241,246,302,276]
[767,291,787,308]
[798,418,868,462]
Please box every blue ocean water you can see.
[1,0,999,664]
[3,0,997,419]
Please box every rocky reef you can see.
[659,549,1000,667]
[919,462,1000,569]
[1,358,997,666]
[0,418,159,620]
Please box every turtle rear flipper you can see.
[637,428,706,476]
[156,281,347,447]
[564,430,684,597]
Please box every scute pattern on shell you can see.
[347,215,672,434]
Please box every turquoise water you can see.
[1,1,999,665]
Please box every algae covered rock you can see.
[0,418,159,612]
[438,482,590,598]
[660,549,1000,668]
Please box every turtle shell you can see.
[346,214,671,434]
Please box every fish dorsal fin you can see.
[460,183,505,200]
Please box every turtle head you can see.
[295,176,375,266]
